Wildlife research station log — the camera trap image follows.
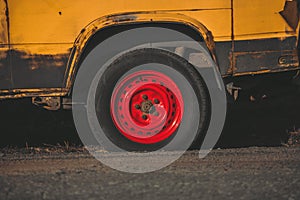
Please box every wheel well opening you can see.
[67,22,207,95]
[77,22,204,71]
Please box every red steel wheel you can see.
[110,70,184,144]
[95,48,211,151]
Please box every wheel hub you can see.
[140,100,153,113]
[110,70,184,144]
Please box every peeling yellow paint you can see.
[0,0,299,99]
[11,44,72,56]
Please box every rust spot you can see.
[110,15,137,23]
[233,50,299,75]
[0,0,9,44]
[3,0,10,44]
[227,52,234,75]
[80,28,86,34]
[0,49,7,59]
[0,88,68,100]
[0,49,11,89]
[10,50,69,89]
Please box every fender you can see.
[65,12,219,94]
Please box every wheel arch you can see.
[64,12,219,95]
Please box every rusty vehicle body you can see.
[0,0,299,149]
[0,0,299,99]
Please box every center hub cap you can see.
[141,100,153,113]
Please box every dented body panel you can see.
[0,0,299,99]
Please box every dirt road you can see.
[0,146,300,200]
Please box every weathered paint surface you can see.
[0,0,299,99]
[4,0,232,98]
[0,48,11,89]
[0,0,8,44]
[232,37,299,75]
[0,0,11,89]
[9,44,70,89]
[10,49,69,89]
[233,0,295,40]
[231,0,299,76]
[65,12,226,92]
[8,0,232,44]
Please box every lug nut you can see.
[142,95,148,100]
[142,115,148,120]
[154,99,159,104]
[135,104,141,109]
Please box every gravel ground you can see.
[0,146,300,200]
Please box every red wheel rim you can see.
[110,70,184,144]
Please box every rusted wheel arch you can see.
[65,12,219,95]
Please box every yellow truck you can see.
[0,0,299,150]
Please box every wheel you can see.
[94,48,211,151]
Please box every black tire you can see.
[95,48,211,151]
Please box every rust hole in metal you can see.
[279,0,299,31]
